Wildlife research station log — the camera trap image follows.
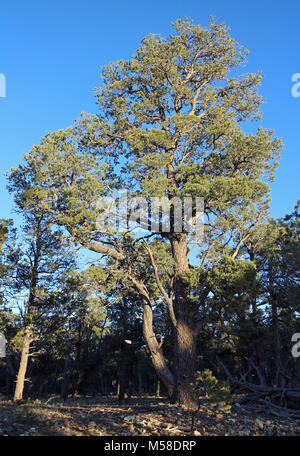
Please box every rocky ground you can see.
[0,396,299,436]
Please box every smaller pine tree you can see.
[195,369,232,413]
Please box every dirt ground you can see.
[0,396,300,436]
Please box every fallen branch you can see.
[257,399,300,418]
[216,356,300,409]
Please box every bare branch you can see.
[143,239,177,328]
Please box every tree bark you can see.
[14,220,41,402]
[128,271,175,398]
[171,234,197,408]
[142,301,174,398]
[13,325,32,401]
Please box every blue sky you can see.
[0,0,299,222]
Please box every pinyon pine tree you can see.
[8,18,282,406]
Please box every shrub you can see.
[195,369,232,413]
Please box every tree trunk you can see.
[13,325,32,401]
[156,380,160,397]
[118,340,132,403]
[142,301,174,398]
[171,234,197,408]
[14,224,40,402]
[268,266,282,387]
[138,370,142,397]
[271,295,282,386]
[61,355,71,399]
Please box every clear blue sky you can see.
[0,0,299,222]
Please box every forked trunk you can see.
[142,301,174,398]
